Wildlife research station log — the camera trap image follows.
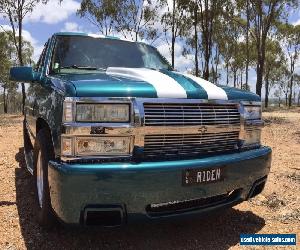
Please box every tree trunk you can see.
[256,30,267,97]
[240,70,243,89]
[18,7,26,115]
[194,5,199,76]
[215,46,220,84]
[264,74,269,108]
[233,71,237,88]
[3,87,7,114]
[245,0,249,90]
[256,57,264,97]
[203,46,210,80]
[288,59,295,107]
[226,62,229,85]
[171,0,175,68]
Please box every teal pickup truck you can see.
[10,32,271,228]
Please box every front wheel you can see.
[33,128,56,228]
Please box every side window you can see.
[49,38,60,74]
[35,41,48,72]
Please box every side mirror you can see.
[10,66,40,82]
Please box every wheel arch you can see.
[35,117,55,157]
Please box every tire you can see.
[33,128,56,228]
[23,120,33,155]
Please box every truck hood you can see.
[59,67,260,101]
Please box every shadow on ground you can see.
[15,148,265,250]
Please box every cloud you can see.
[292,18,300,26]
[61,22,83,32]
[0,24,42,62]
[25,0,80,24]
[156,41,194,72]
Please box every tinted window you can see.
[35,41,48,71]
[50,35,171,74]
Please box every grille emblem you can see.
[198,126,207,133]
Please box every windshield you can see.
[50,35,172,74]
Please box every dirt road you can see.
[0,110,299,250]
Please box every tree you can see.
[77,0,121,36]
[278,23,300,107]
[0,0,49,114]
[263,39,284,108]
[217,8,244,86]
[0,31,32,113]
[276,66,290,106]
[78,0,162,42]
[247,0,297,97]
[161,0,189,68]
[294,74,300,105]
[0,31,15,113]
[196,0,224,80]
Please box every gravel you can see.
[0,110,299,250]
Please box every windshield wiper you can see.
[60,65,106,71]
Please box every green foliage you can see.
[78,0,163,42]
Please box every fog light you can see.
[76,137,131,156]
[62,137,73,156]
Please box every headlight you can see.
[76,104,130,122]
[242,105,261,120]
[75,137,131,156]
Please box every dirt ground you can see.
[0,110,299,250]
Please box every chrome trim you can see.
[63,125,241,136]
[143,131,240,157]
[238,102,263,148]
[143,102,240,126]
[60,97,262,161]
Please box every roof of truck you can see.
[54,32,135,42]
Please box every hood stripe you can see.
[176,72,228,100]
[160,70,208,99]
[106,67,187,98]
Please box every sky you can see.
[0,0,300,96]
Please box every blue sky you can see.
[1,0,300,95]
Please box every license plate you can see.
[182,167,224,186]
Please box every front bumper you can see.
[48,146,272,225]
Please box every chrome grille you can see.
[143,103,240,126]
[143,131,239,158]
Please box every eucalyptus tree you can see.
[0,31,33,113]
[217,14,244,86]
[0,32,17,113]
[77,0,122,36]
[0,0,49,114]
[78,0,162,42]
[277,66,291,106]
[0,32,13,113]
[264,39,285,107]
[294,74,300,105]
[247,0,298,97]
[160,0,190,68]
[194,0,224,80]
[277,23,300,107]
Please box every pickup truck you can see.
[10,32,272,228]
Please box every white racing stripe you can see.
[177,72,228,100]
[106,67,187,98]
